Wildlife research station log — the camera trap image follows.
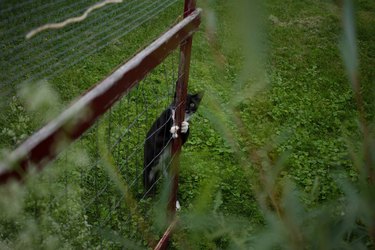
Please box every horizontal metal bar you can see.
[0,9,201,184]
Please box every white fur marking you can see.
[171,108,176,122]
[176,200,181,211]
[170,108,179,138]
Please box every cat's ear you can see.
[192,91,204,102]
[197,91,204,100]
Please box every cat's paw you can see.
[181,121,189,133]
[176,200,181,211]
[170,125,179,138]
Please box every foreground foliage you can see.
[0,0,374,249]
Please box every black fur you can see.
[143,92,203,196]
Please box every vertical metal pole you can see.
[168,0,196,215]
[153,2,197,249]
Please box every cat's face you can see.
[185,92,204,120]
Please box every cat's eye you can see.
[190,103,195,108]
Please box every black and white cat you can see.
[143,92,203,207]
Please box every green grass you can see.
[173,0,374,247]
[183,0,373,208]
[0,0,184,149]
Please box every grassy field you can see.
[182,0,366,210]
[1,0,375,249]
[174,0,375,248]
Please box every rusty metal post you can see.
[168,0,196,215]
[153,1,197,250]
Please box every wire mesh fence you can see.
[78,54,179,247]
[0,0,183,149]
[0,1,200,247]
[0,51,180,248]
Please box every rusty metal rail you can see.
[0,8,201,184]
